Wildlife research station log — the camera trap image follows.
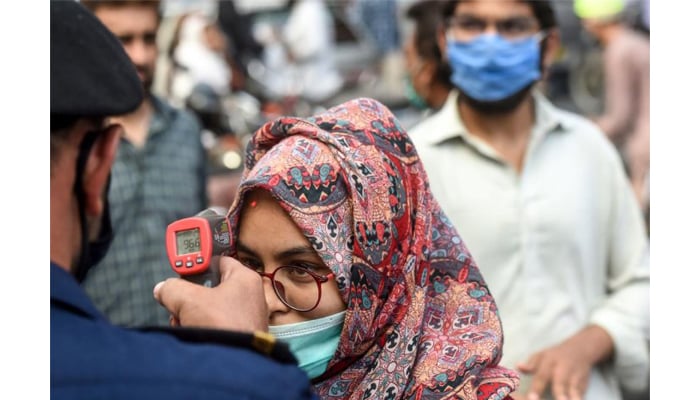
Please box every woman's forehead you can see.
[238,191,312,252]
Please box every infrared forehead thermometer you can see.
[165,209,233,287]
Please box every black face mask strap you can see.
[73,130,102,282]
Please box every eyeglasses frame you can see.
[256,265,335,312]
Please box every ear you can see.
[82,124,122,217]
[542,28,562,69]
[437,25,448,62]
[422,62,439,85]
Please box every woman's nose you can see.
[262,277,289,317]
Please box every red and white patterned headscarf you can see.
[227,98,519,399]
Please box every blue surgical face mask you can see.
[268,311,345,379]
[446,32,545,102]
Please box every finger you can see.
[567,374,587,400]
[218,256,238,281]
[517,353,540,374]
[218,258,264,290]
[169,314,180,327]
[509,392,526,400]
[527,358,553,400]
[550,379,568,400]
[153,277,200,315]
[218,256,259,283]
[550,361,574,400]
[153,279,168,305]
[568,385,582,400]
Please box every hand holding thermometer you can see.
[165,209,233,287]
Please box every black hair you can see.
[459,81,535,115]
[442,0,557,30]
[80,0,162,21]
[51,114,79,134]
[50,116,104,165]
[406,0,452,87]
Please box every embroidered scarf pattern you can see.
[227,98,519,399]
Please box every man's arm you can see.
[587,151,650,392]
[518,147,650,400]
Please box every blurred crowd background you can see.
[147,0,650,216]
[54,2,650,399]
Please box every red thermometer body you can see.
[165,209,232,287]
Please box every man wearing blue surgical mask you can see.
[409,1,649,400]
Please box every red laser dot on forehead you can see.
[250,200,257,208]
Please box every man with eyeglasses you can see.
[409,1,649,400]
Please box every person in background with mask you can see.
[409,1,649,400]
[402,0,453,117]
[50,2,316,398]
[156,97,521,399]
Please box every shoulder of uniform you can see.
[138,326,297,365]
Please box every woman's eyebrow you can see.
[235,241,257,256]
[236,242,318,260]
[277,246,318,260]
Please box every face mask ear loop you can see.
[73,130,102,282]
[534,30,549,44]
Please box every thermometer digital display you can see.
[165,209,233,287]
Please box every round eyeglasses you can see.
[255,265,335,312]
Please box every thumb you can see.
[218,256,238,281]
[517,353,538,373]
[218,256,253,282]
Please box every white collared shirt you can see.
[409,90,649,399]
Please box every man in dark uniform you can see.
[50,2,315,398]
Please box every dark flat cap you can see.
[51,0,143,116]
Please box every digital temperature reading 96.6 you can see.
[176,228,201,255]
[166,209,232,285]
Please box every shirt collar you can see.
[51,262,105,321]
[531,90,569,140]
[149,94,170,135]
[424,89,570,148]
[422,89,464,146]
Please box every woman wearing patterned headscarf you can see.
[226,97,519,399]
